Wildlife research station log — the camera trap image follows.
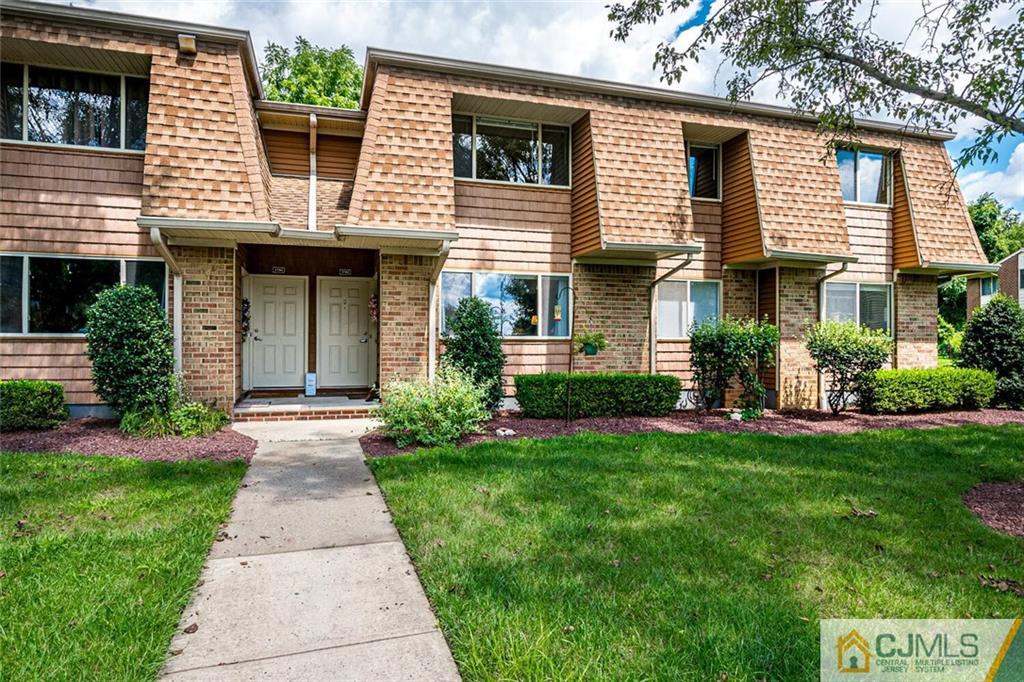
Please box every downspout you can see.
[308,113,318,231]
[648,254,694,374]
[427,240,453,382]
[815,262,850,409]
[149,227,184,372]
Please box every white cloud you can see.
[958,143,1024,206]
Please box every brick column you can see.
[571,263,654,373]
[966,278,981,320]
[895,273,937,368]
[379,254,433,385]
[169,246,237,411]
[777,267,822,409]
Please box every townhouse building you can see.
[0,0,995,418]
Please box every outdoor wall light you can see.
[177,34,197,55]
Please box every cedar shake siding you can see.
[0,3,993,411]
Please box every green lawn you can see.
[370,425,1024,681]
[0,453,245,681]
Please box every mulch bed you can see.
[964,481,1024,538]
[1,418,256,463]
[360,408,1024,458]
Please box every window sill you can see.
[657,337,692,342]
[690,197,722,203]
[497,336,571,342]
[842,200,892,209]
[0,139,145,155]
[0,333,87,339]
[454,177,571,191]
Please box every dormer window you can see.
[1,62,149,151]
[452,114,570,187]
[837,147,891,205]
[686,143,720,200]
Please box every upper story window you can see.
[1,62,149,151]
[452,114,570,187]
[657,279,721,339]
[837,147,891,205]
[824,281,892,333]
[980,276,999,306]
[686,143,720,200]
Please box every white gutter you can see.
[427,240,453,382]
[336,224,461,242]
[308,113,317,231]
[767,249,859,264]
[149,227,184,372]
[648,254,695,374]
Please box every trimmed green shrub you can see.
[690,316,779,415]
[0,379,69,431]
[377,364,490,448]
[859,367,995,413]
[441,297,506,411]
[86,285,175,414]
[959,295,1024,408]
[805,320,893,415]
[514,372,682,419]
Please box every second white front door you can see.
[251,275,307,388]
[317,277,372,387]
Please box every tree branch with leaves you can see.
[608,0,1024,169]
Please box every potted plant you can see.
[573,329,608,356]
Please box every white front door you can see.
[317,277,372,387]
[251,275,307,388]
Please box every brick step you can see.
[231,406,378,422]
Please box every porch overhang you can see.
[901,261,1000,277]
[335,224,460,255]
[574,241,702,266]
[138,217,458,254]
[725,249,859,269]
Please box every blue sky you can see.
[81,0,1023,212]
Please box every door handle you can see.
[360,333,369,343]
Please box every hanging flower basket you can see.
[573,329,608,356]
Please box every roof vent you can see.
[177,34,197,56]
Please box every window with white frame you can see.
[980,276,999,306]
[836,148,891,205]
[440,271,570,337]
[452,114,570,186]
[657,280,721,339]
[824,282,892,333]
[0,255,166,334]
[686,143,720,199]
[1,62,149,150]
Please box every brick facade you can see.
[966,278,982,318]
[571,263,653,373]
[894,274,937,368]
[170,246,237,410]
[378,254,434,385]
[777,267,822,409]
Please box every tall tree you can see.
[261,37,362,109]
[608,0,1024,169]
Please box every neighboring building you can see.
[0,1,996,417]
[966,249,1024,317]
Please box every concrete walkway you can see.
[162,420,460,681]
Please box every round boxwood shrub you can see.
[85,285,175,414]
[441,296,506,411]
[960,295,1024,409]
